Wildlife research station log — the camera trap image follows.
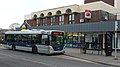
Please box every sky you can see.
[0,0,84,29]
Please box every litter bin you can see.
[105,34,113,56]
[80,43,86,54]
[82,43,86,54]
[105,45,112,56]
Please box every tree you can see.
[9,23,20,30]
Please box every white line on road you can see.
[53,55,95,63]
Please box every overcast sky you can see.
[0,0,84,29]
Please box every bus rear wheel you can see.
[12,45,16,51]
[32,47,38,54]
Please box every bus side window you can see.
[41,35,48,45]
[6,34,14,42]
[35,34,42,44]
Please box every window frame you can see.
[43,18,47,26]
[59,15,64,25]
[68,14,75,24]
[50,16,55,26]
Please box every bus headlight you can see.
[63,46,65,49]
[48,45,53,50]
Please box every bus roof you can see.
[5,29,64,35]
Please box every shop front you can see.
[64,32,85,48]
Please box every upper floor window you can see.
[50,16,55,26]
[37,18,40,26]
[68,14,75,24]
[59,15,64,25]
[43,18,47,26]
[101,11,109,21]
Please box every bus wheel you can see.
[32,47,38,54]
[12,45,16,51]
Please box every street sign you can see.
[85,10,91,19]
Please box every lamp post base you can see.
[114,58,118,60]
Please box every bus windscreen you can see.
[51,32,64,46]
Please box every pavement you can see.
[65,48,120,67]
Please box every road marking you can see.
[22,58,57,67]
[53,55,95,63]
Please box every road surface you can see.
[0,48,114,67]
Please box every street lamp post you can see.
[114,21,118,60]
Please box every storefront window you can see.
[66,32,73,43]
[65,32,85,48]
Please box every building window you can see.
[37,18,40,26]
[50,16,55,26]
[101,11,109,21]
[68,14,75,24]
[59,15,64,25]
[43,18,47,26]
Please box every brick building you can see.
[85,0,115,6]
[19,0,120,49]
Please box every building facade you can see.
[20,0,120,49]
[84,0,115,6]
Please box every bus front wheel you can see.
[32,47,38,54]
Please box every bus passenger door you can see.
[37,35,49,53]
